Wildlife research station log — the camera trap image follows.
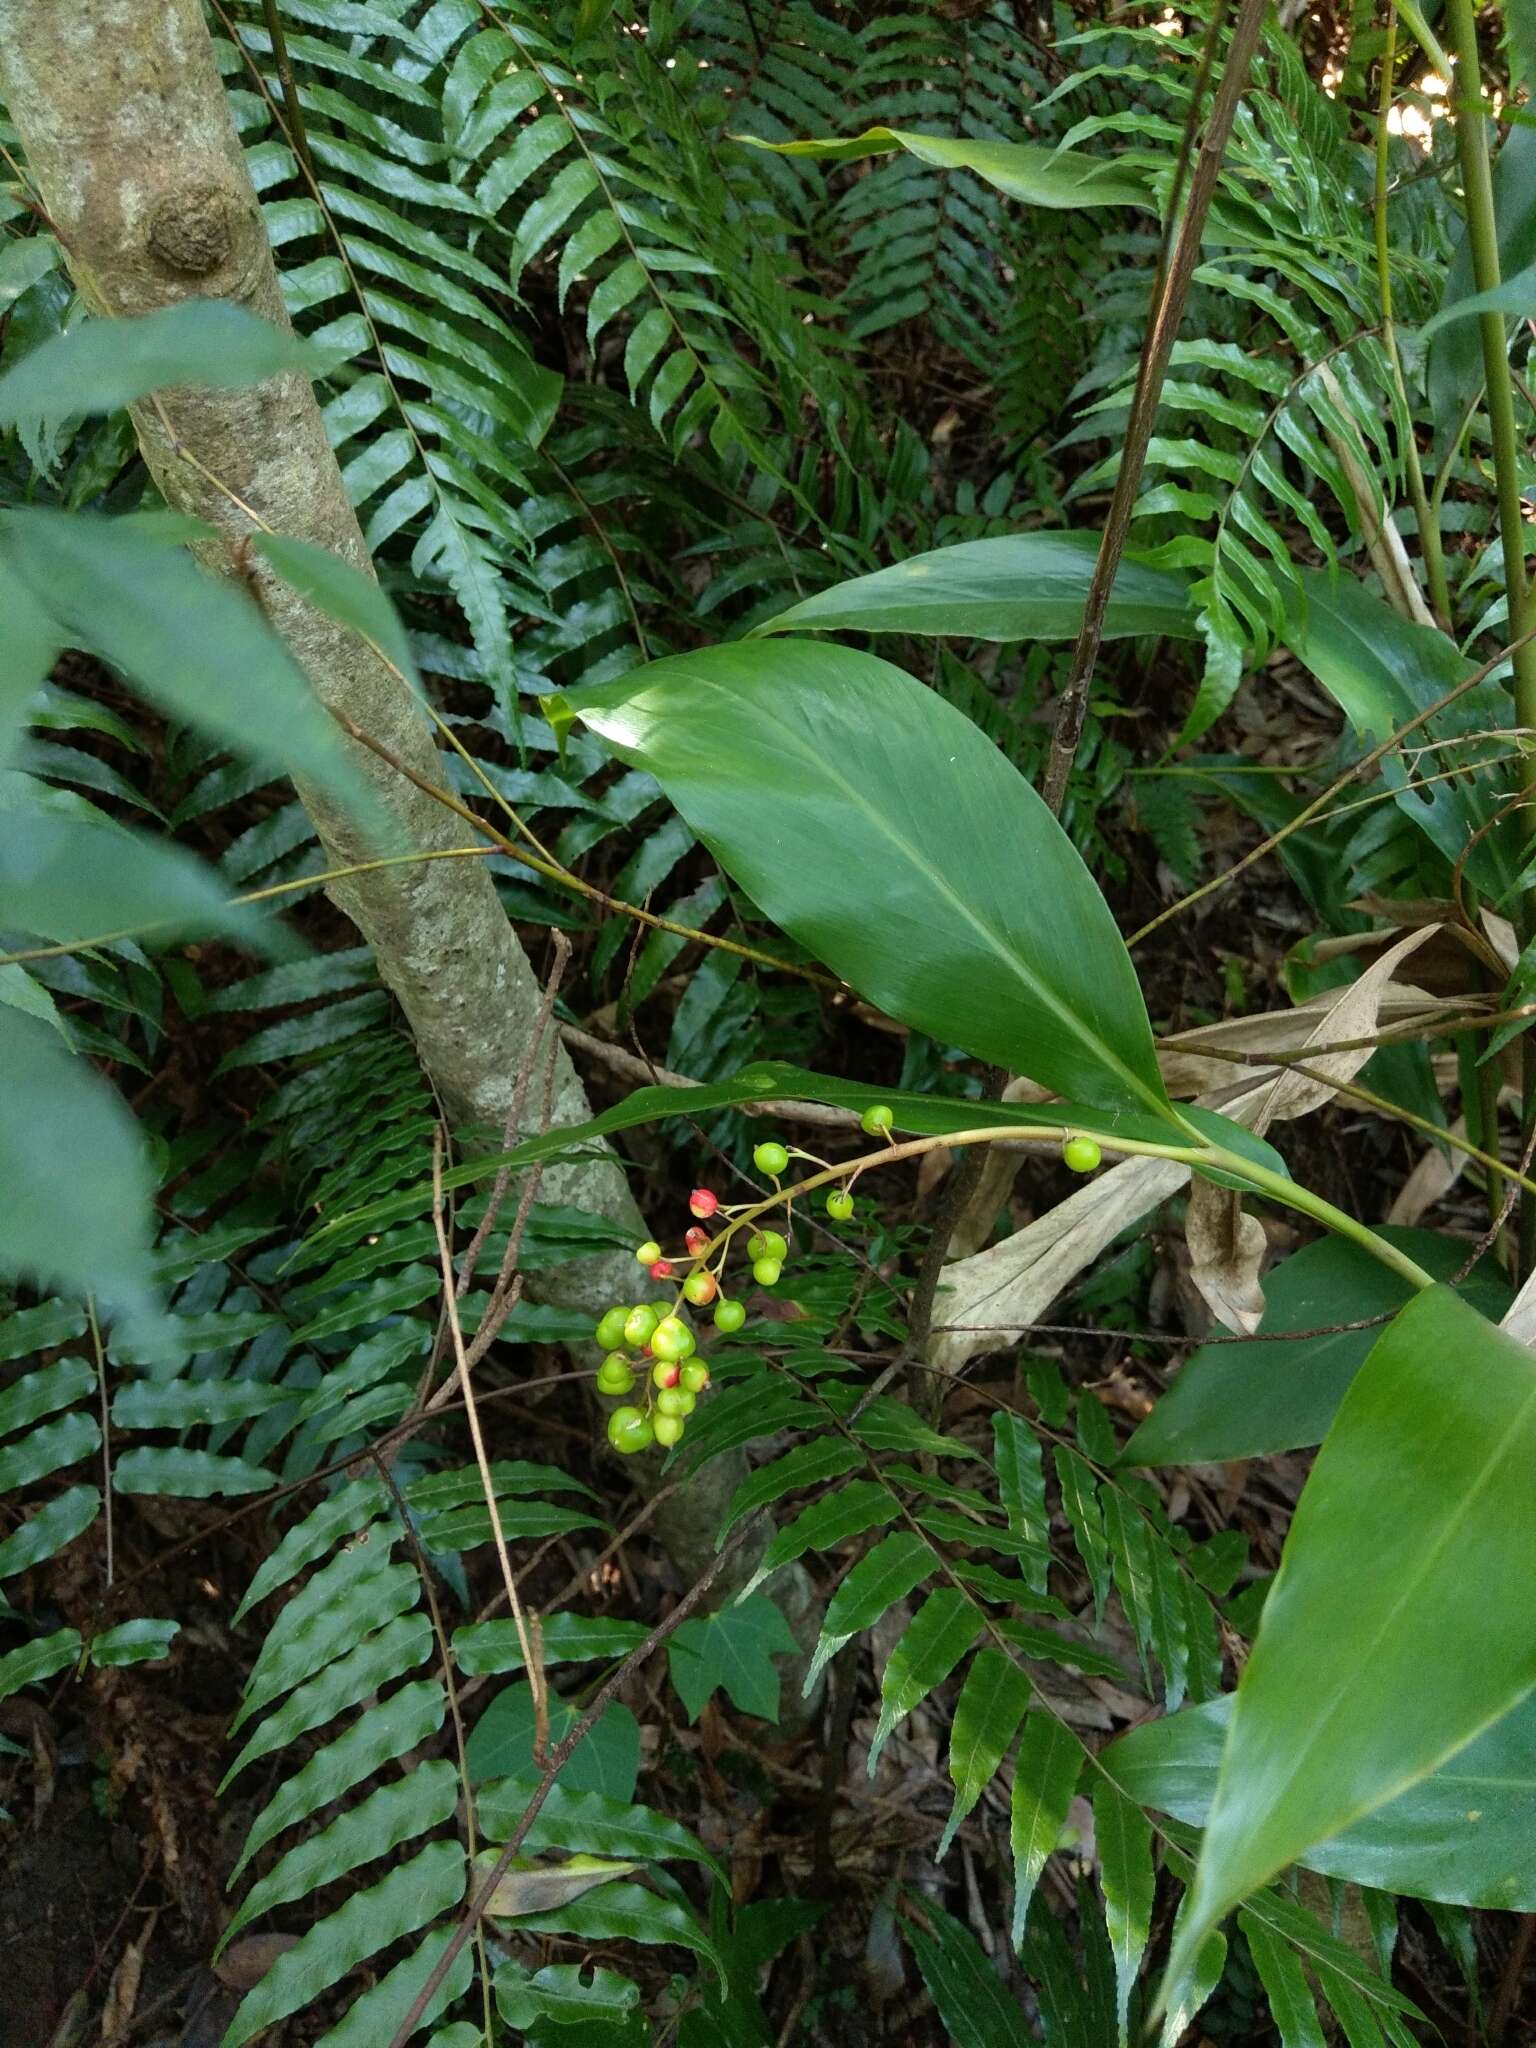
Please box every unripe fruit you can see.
[652,1411,685,1448]
[684,1226,710,1256]
[623,1304,659,1349]
[675,1388,697,1415]
[652,1359,681,1389]
[826,1188,854,1222]
[652,1314,694,1362]
[861,1103,894,1136]
[683,1268,717,1306]
[656,1386,689,1417]
[635,1240,663,1266]
[753,1256,783,1287]
[607,1406,654,1454]
[680,1361,710,1393]
[595,1307,629,1352]
[753,1140,789,1176]
[760,1229,788,1261]
[713,1299,745,1335]
[689,1187,719,1218]
[649,1258,674,1280]
[596,1354,636,1396]
[1063,1136,1103,1174]
[746,1231,768,1260]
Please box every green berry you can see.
[752,1255,783,1287]
[675,1388,697,1416]
[652,1411,685,1449]
[607,1406,654,1454]
[753,1140,789,1176]
[596,1354,636,1396]
[623,1304,658,1349]
[683,1268,717,1306]
[651,1314,694,1362]
[860,1103,894,1136]
[746,1231,768,1260]
[1063,1136,1103,1175]
[713,1298,745,1335]
[826,1188,854,1222]
[760,1229,788,1261]
[680,1361,711,1393]
[652,1358,681,1389]
[635,1239,663,1266]
[656,1386,689,1417]
[595,1306,629,1352]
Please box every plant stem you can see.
[1375,5,1451,628]
[1203,1147,1436,1290]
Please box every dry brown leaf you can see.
[1502,1266,1536,1348]
[1387,1116,1468,1228]
[480,1854,636,1919]
[1185,1180,1268,1334]
[99,1912,155,2046]
[214,1933,300,1992]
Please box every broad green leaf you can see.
[563,646,1175,1117]
[111,1377,288,1429]
[453,1612,649,1677]
[1167,1288,1536,1987]
[1123,1230,1510,1466]
[0,963,66,1033]
[804,1529,934,1696]
[465,1683,640,1800]
[231,1679,447,1881]
[904,1897,1033,2048]
[251,532,421,692]
[1429,123,1536,456]
[1419,259,1536,340]
[221,1839,466,2048]
[0,511,366,807]
[738,1480,897,1602]
[0,1010,157,1329]
[668,1594,799,1723]
[0,1409,99,1492]
[753,533,1196,644]
[1108,1689,1536,1910]
[0,1300,88,1366]
[869,1590,982,1776]
[939,1646,1033,1856]
[419,1497,603,1551]
[0,302,330,438]
[220,1613,434,1792]
[1240,1912,1327,2048]
[993,1412,1049,1559]
[114,1446,273,1498]
[506,1879,724,1982]
[222,1763,459,1951]
[1281,573,1519,897]
[494,1961,639,2030]
[738,128,1152,210]
[0,1485,99,1580]
[0,1355,94,1437]
[88,1618,179,1667]
[1009,1713,1083,1948]
[1095,1777,1154,2045]
[405,1459,595,1513]
[0,1626,80,1703]
[315,1927,472,2048]
[718,1437,865,1546]
[479,1781,723,1881]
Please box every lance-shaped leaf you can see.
[752,532,1196,644]
[869,1590,981,1776]
[1166,1287,1536,1991]
[561,646,1176,1117]
[940,1646,1033,1856]
[904,1897,1033,2048]
[1096,1777,1154,2045]
[1009,1713,1083,1948]
[737,128,1153,211]
[804,1530,935,1697]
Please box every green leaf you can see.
[993,1412,1050,1561]
[1095,1777,1154,2045]
[0,302,330,439]
[1108,1689,1536,1911]
[668,1593,799,1723]
[0,1485,99,1580]
[234,1478,388,1622]
[0,511,366,809]
[1123,1230,1510,1466]
[1240,1912,1327,2048]
[221,1840,466,2048]
[738,128,1152,210]
[904,1897,1032,2048]
[220,1614,434,1792]
[251,532,421,693]
[1167,1288,1536,1987]
[465,1683,639,1800]
[113,1447,273,1498]
[564,646,1175,1117]
[1009,1714,1083,1949]
[753,534,1196,644]
[234,1546,416,1733]
[869,1589,982,1776]
[478,1781,723,1882]
[804,1530,935,1696]
[111,1377,287,1428]
[494,1962,639,2030]
[222,1763,459,1951]
[0,1408,99,1491]
[315,1928,471,2048]
[738,1480,897,1603]
[453,1612,649,1677]
[1429,123,1536,457]
[0,1010,157,1329]
[0,1627,80,1703]
[0,1356,95,1437]
[718,1437,865,1546]
[506,1880,724,1983]
[939,1646,1033,1857]
[88,1618,179,1667]
[0,1301,88,1366]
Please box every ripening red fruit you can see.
[685,1226,710,1256]
[649,1258,675,1279]
[689,1187,719,1218]
[652,1360,681,1389]
[684,1269,717,1306]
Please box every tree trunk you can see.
[0,0,644,1315]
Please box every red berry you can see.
[649,1258,674,1279]
[689,1188,719,1218]
[685,1226,710,1256]
[652,1360,681,1389]
[684,1269,717,1306]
